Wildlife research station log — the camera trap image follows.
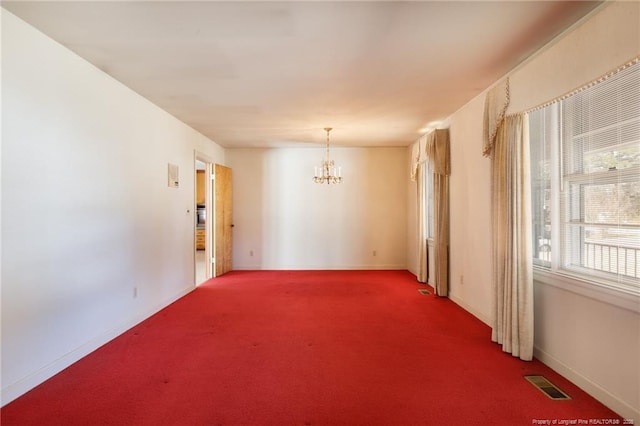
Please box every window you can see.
[529,60,640,294]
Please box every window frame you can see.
[528,60,640,304]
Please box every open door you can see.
[213,164,233,276]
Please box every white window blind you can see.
[529,104,557,267]
[529,59,640,293]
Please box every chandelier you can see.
[313,127,343,184]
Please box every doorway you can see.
[194,158,208,285]
[194,156,233,284]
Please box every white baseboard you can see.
[534,346,639,423]
[448,293,492,326]
[232,264,407,270]
[1,286,195,406]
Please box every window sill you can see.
[533,267,640,314]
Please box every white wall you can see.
[408,2,639,420]
[447,94,494,324]
[227,147,407,270]
[1,10,225,405]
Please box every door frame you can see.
[194,151,214,284]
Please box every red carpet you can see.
[1,270,622,425]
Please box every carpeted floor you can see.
[1,270,623,425]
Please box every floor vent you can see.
[418,289,431,295]
[524,375,571,400]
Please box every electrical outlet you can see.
[373,250,377,256]
[133,287,138,298]
[250,250,254,257]
[460,275,464,286]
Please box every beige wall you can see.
[227,147,408,270]
[407,1,639,420]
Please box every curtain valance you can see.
[483,78,510,157]
[410,134,428,181]
[425,129,450,176]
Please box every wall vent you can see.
[524,375,571,400]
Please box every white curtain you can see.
[432,172,449,296]
[425,129,450,296]
[490,114,533,361]
[416,163,428,283]
[414,134,428,283]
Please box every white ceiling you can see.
[3,1,602,148]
